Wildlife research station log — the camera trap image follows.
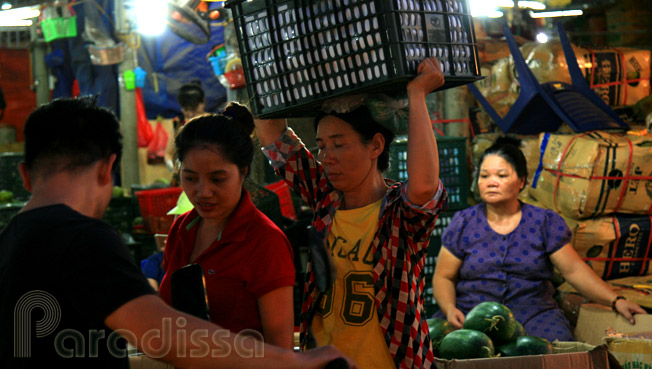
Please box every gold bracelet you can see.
[611,295,626,312]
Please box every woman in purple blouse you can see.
[432,137,645,341]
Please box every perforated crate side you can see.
[389,136,468,209]
[135,188,183,235]
[422,209,457,317]
[226,0,481,118]
[102,197,141,235]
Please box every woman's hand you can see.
[614,298,647,324]
[446,308,465,329]
[407,57,445,98]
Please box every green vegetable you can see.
[112,186,124,198]
[427,318,454,355]
[497,335,553,357]
[439,329,495,360]
[0,190,14,203]
[463,302,517,344]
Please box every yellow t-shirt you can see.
[312,199,395,369]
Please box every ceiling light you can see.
[495,0,546,10]
[470,0,544,17]
[469,0,504,17]
[134,0,167,35]
[0,5,39,27]
[536,32,548,43]
[530,9,583,18]
[1,2,12,10]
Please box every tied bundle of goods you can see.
[432,302,552,360]
[518,41,651,107]
[477,40,650,114]
[564,215,652,280]
[529,131,652,219]
[474,58,516,120]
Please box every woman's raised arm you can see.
[254,118,289,147]
[405,57,445,205]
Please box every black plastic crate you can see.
[0,203,23,231]
[244,181,285,228]
[389,136,468,209]
[423,209,456,317]
[226,0,481,118]
[0,153,30,201]
[102,196,141,236]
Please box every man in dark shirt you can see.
[0,97,353,369]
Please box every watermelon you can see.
[427,318,454,354]
[505,320,526,342]
[463,302,517,344]
[439,329,495,360]
[497,335,553,357]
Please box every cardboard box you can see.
[562,215,652,280]
[434,342,614,369]
[575,303,652,346]
[558,276,652,312]
[604,332,652,368]
[529,132,652,219]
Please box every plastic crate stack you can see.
[0,153,30,201]
[422,209,455,316]
[102,196,141,236]
[388,135,469,316]
[226,0,482,118]
[135,187,184,235]
[389,136,468,209]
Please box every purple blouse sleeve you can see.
[441,209,467,260]
[544,209,572,254]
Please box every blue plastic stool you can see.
[469,22,630,134]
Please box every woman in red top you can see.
[158,102,296,349]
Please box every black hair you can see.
[478,136,528,188]
[174,102,255,175]
[313,105,395,172]
[177,80,205,110]
[23,96,122,176]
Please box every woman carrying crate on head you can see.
[158,103,296,349]
[254,57,447,368]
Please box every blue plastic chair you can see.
[468,22,630,134]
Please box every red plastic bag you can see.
[147,119,169,164]
[136,88,153,147]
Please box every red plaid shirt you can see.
[262,128,447,369]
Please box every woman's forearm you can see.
[406,90,440,205]
[552,245,617,306]
[432,275,458,316]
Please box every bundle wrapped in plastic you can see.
[321,93,410,135]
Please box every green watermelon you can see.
[463,302,517,344]
[439,329,495,360]
[427,318,454,354]
[497,335,553,357]
[505,320,526,342]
